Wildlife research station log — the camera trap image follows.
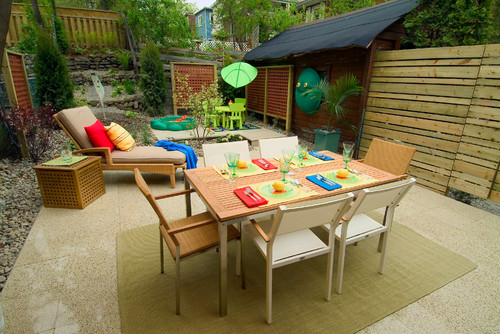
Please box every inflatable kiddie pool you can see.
[150,115,196,131]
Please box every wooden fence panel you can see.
[451,44,500,202]
[246,65,293,132]
[361,45,485,194]
[6,4,125,49]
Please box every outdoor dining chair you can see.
[244,193,354,324]
[362,138,416,176]
[258,136,299,159]
[323,177,416,294]
[134,169,241,315]
[203,100,220,127]
[234,98,246,105]
[202,140,251,167]
[227,103,245,130]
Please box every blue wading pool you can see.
[150,116,196,131]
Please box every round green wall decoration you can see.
[295,68,321,114]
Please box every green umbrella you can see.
[221,62,258,88]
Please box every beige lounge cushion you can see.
[108,146,186,165]
[56,106,97,149]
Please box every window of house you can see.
[209,13,213,24]
[198,15,203,27]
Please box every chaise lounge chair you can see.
[54,106,187,188]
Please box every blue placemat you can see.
[309,151,334,161]
[306,174,342,191]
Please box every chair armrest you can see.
[250,219,270,242]
[155,188,196,200]
[73,147,113,165]
[168,218,215,235]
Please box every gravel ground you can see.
[1,107,499,292]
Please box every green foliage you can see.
[141,124,154,145]
[123,79,136,94]
[403,0,494,47]
[16,2,39,54]
[34,31,75,111]
[259,3,302,42]
[216,133,244,143]
[125,110,138,118]
[173,74,222,145]
[305,74,363,132]
[213,30,230,41]
[73,47,87,55]
[140,42,167,116]
[119,0,192,47]
[116,50,131,69]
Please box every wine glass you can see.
[279,159,289,183]
[296,145,308,171]
[224,152,240,182]
[282,148,295,176]
[342,141,355,170]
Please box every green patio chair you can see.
[227,103,245,130]
[203,101,220,127]
[234,98,247,123]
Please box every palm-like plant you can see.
[306,74,364,132]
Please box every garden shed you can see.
[244,0,418,147]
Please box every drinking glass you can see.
[296,145,308,171]
[282,148,295,176]
[62,142,72,163]
[279,159,289,183]
[224,152,240,182]
[342,141,355,170]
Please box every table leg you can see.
[219,222,228,316]
[184,180,192,217]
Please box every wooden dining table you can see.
[183,151,407,316]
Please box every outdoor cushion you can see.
[105,122,136,151]
[84,120,115,153]
[107,146,186,165]
[56,106,98,149]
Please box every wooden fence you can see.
[6,4,125,49]
[360,44,500,203]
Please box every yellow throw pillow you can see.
[105,122,136,151]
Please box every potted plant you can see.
[305,74,364,152]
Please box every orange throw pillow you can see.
[105,122,136,151]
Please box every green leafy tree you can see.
[327,0,377,16]
[259,3,302,42]
[403,0,494,47]
[214,0,273,49]
[34,31,74,110]
[140,42,167,116]
[118,0,192,47]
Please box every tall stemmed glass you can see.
[224,152,240,182]
[342,141,355,170]
[296,145,308,171]
[282,148,295,176]
[279,159,289,183]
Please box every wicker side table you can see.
[34,156,106,209]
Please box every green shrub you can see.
[34,31,75,111]
[216,134,244,143]
[140,42,167,116]
[53,17,69,53]
[117,50,131,70]
[125,110,138,118]
[124,79,136,94]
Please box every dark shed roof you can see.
[244,0,418,61]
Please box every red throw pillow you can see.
[84,119,115,153]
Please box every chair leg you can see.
[175,247,181,315]
[160,231,165,274]
[326,246,334,301]
[335,239,347,295]
[378,231,390,274]
[170,171,176,189]
[378,207,390,252]
[266,259,273,324]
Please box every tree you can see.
[403,0,494,47]
[118,0,192,47]
[34,31,74,110]
[259,3,302,42]
[214,0,273,49]
[140,42,167,116]
[0,0,12,69]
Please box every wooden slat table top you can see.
[185,151,406,223]
[34,156,99,172]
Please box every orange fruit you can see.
[337,169,349,178]
[272,181,285,192]
[238,160,247,169]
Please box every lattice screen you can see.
[246,65,293,132]
[171,62,216,114]
[1,50,32,109]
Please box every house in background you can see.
[195,7,214,40]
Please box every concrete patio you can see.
[0,146,499,333]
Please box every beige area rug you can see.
[117,215,476,333]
